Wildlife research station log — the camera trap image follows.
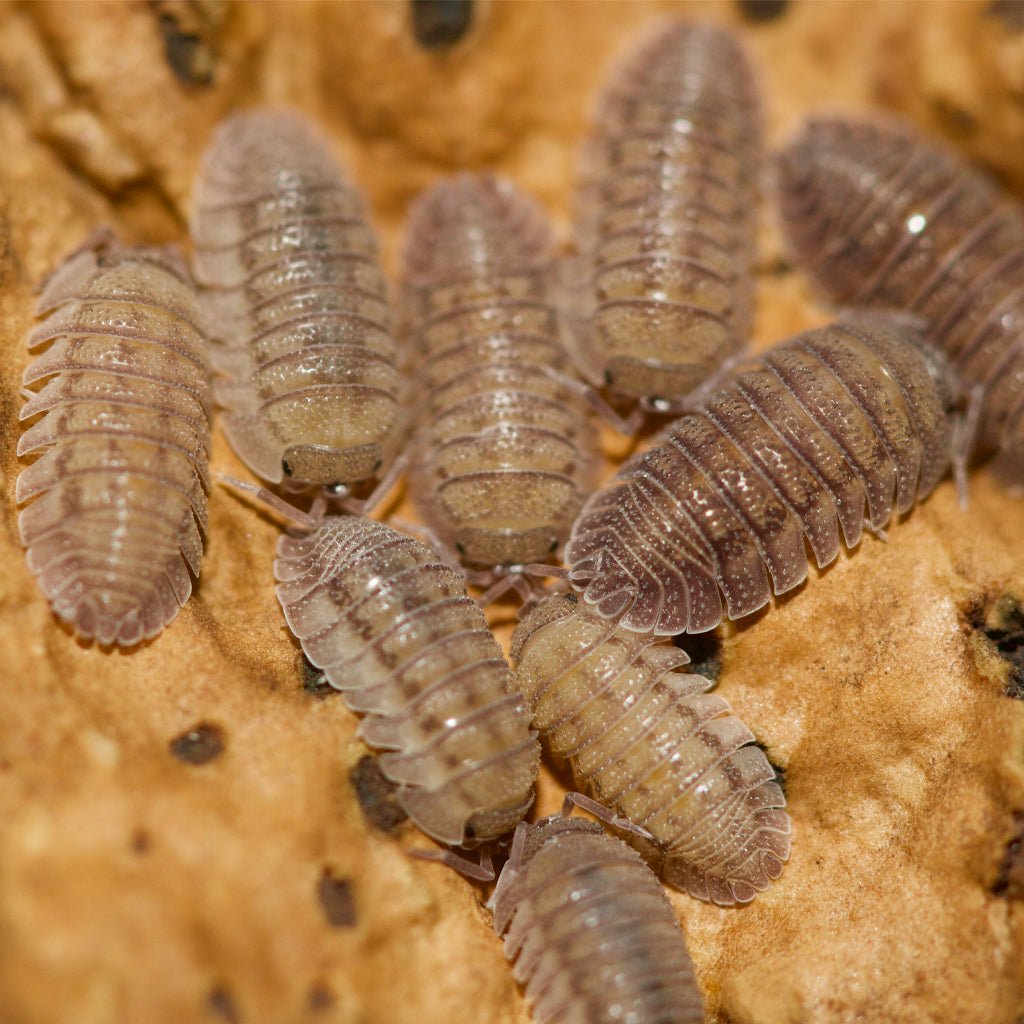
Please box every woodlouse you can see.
[190,108,402,495]
[273,512,540,846]
[511,594,790,906]
[489,810,705,1023]
[565,317,956,635]
[777,116,1024,487]
[401,173,597,573]
[17,232,212,647]
[569,19,761,412]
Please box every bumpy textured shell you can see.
[777,117,1024,485]
[566,317,955,635]
[190,109,401,490]
[402,173,597,568]
[490,815,705,1023]
[273,515,540,845]
[511,595,790,906]
[17,235,212,647]
[571,19,761,406]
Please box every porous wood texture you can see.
[0,2,1022,1023]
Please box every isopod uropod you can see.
[17,232,212,647]
[566,317,956,635]
[401,173,597,577]
[489,811,705,1023]
[190,108,402,496]
[511,594,790,906]
[273,513,540,846]
[777,116,1024,486]
[569,19,761,413]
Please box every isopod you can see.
[272,510,540,846]
[489,809,705,1022]
[17,232,212,646]
[401,173,597,576]
[565,316,956,635]
[190,108,402,496]
[510,594,790,906]
[777,116,1024,486]
[569,19,761,412]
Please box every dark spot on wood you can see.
[967,595,1024,699]
[676,631,723,682]
[735,0,790,23]
[150,1,221,85]
[350,755,408,835]
[992,812,1024,898]
[308,983,335,1011]
[317,868,357,928]
[987,0,1024,30]
[411,0,474,50]
[301,654,335,698]
[131,828,151,854]
[207,985,239,1023]
[169,722,225,765]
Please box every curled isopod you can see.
[777,116,1024,487]
[490,811,705,1023]
[16,231,212,647]
[565,316,956,635]
[190,108,402,496]
[511,594,790,906]
[569,19,761,412]
[273,512,540,846]
[401,173,597,577]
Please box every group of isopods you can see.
[15,17,1024,1023]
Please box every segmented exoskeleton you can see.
[274,513,540,846]
[566,317,956,635]
[511,594,790,906]
[402,173,597,580]
[570,19,761,413]
[489,812,705,1023]
[191,109,402,496]
[17,232,212,646]
[778,116,1024,487]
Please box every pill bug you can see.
[777,116,1024,486]
[565,316,956,635]
[569,19,761,412]
[510,594,790,906]
[16,231,212,646]
[489,812,705,1023]
[401,173,597,575]
[190,108,402,496]
[273,512,540,846]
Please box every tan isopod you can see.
[489,810,705,1023]
[401,173,598,584]
[569,19,761,414]
[510,593,790,906]
[190,108,402,498]
[17,231,212,646]
[271,508,540,847]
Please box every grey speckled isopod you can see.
[569,19,761,413]
[565,316,956,635]
[190,108,402,496]
[777,116,1024,487]
[489,812,705,1023]
[511,594,790,906]
[16,232,212,647]
[274,513,540,846]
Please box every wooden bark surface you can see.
[0,2,1022,1023]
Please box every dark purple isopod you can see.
[570,19,761,412]
[777,116,1024,488]
[565,316,956,635]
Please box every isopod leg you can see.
[408,844,496,882]
[953,383,986,509]
[560,791,656,844]
[335,451,409,517]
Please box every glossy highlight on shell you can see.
[274,515,540,846]
[190,108,402,492]
[402,173,597,569]
[16,232,212,647]
[511,594,790,905]
[490,814,705,1023]
[777,116,1024,485]
[566,316,956,635]
[571,19,761,409]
